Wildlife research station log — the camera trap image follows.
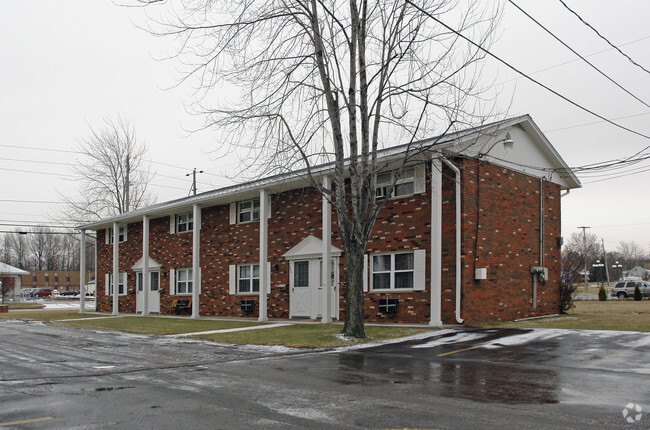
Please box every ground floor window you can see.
[176,268,192,294]
[109,273,126,296]
[371,252,414,290]
[238,264,260,293]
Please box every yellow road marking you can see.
[436,345,482,357]
[0,417,52,426]
[584,345,639,369]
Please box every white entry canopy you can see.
[283,236,342,260]
[131,256,162,271]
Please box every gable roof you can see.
[0,263,30,276]
[79,114,580,231]
[283,236,342,260]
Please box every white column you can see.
[430,158,443,327]
[142,215,150,316]
[258,189,268,322]
[112,222,120,315]
[192,205,201,319]
[79,229,86,313]
[321,176,332,323]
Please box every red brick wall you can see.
[96,158,562,324]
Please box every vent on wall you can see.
[240,299,256,314]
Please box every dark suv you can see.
[612,281,649,299]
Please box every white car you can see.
[612,281,650,299]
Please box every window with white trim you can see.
[371,252,414,290]
[109,273,127,296]
[176,268,193,294]
[238,199,260,223]
[176,213,193,233]
[376,168,415,199]
[238,264,260,294]
[107,226,127,243]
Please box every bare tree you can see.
[61,116,155,223]
[138,0,501,337]
[562,231,600,279]
[7,232,29,270]
[617,241,645,270]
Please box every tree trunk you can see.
[342,237,366,338]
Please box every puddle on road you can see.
[335,352,560,405]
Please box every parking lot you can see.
[0,321,648,429]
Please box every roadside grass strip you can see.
[55,315,127,322]
[170,322,294,337]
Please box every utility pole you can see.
[186,168,204,196]
[578,226,591,288]
[602,238,611,287]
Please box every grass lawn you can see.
[480,300,650,332]
[196,324,431,349]
[0,310,99,321]
[2,302,44,310]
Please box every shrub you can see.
[560,277,578,313]
[634,284,642,301]
[598,285,608,301]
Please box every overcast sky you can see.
[1,0,649,255]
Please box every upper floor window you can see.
[238,264,260,294]
[372,252,414,290]
[238,199,260,223]
[109,273,126,296]
[176,213,193,233]
[107,226,127,244]
[376,168,415,199]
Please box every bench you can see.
[168,299,192,315]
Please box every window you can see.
[238,264,260,294]
[107,226,127,243]
[372,252,414,290]
[376,168,415,199]
[176,268,193,294]
[176,213,193,233]
[137,272,160,292]
[238,199,260,223]
[109,274,126,295]
[294,261,309,287]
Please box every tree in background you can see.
[562,231,600,284]
[61,116,155,223]
[139,0,501,337]
[617,241,645,270]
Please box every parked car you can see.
[33,288,53,298]
[59,290,79,297]
[612,281,650,299]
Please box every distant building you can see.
[20,270,94,293]
[622,266,650,280]
[0,262,30,300]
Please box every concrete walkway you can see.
[169,322,294,337]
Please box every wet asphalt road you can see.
[0,320,648,429]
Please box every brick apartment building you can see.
[79,115,580,325]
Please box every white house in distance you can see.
[0,262,30,301]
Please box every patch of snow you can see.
[411,331,490,349]
[481,329,566,349]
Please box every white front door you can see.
[136,271,160,314]
[290,260,313,318]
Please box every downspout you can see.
[441,158,463,324]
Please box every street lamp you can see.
[612,261,623,281]
[592,260,604,286]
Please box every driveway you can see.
[0,321,648,429]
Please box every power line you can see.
[508,0,650,109]
[544,112,650,133]
[0,199,65,204]
[405,0,650,140]
[558,0,650,76]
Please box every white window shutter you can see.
[169,269,176,295]
[229,265,236,295]
[122,226,127,242]
[414,249,426,291]
[266,261,272,294]
[104,274,109,295]
[414,163,426,194]
[229,203,237,225]
[266,195,272,219]
[169,215,175,234]
[121,272,128,295]
[198,267,201,294]
[363,254,369,292]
